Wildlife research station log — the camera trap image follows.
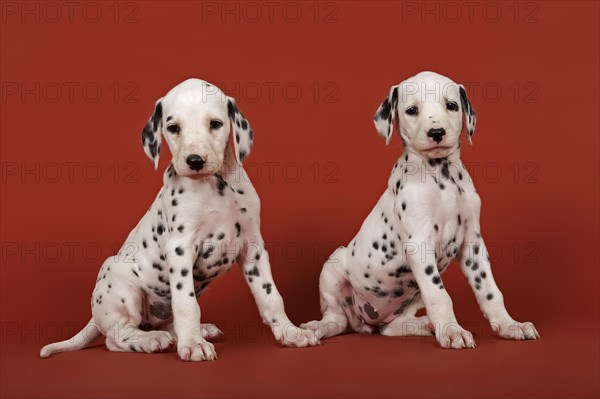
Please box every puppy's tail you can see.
[40,318,101,358]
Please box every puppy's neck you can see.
[403,145,461,165]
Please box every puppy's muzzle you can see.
[186,154,205,171]
[427,128,446,144]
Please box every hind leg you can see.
[93,276,174,354]
[301,247,351,340]
[160,322,223,341]
[380,297,433,337]
[106,327,175,353]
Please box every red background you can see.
[1,1,598,398]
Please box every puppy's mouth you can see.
[174,162,223,179]
[419,145,453,157]
[420,144,452,152]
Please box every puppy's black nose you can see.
[186,154,205,171]
[427,128,446,144]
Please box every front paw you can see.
[275,324,320,347]
[177,338,218,361]
[433,321,476,349]
[492,319,540,340]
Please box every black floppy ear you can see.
[141,99,163,170]
[459,85,476,144]
[227,97,253,163]
[373,85,399,145]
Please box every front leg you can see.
[166,241,217,361]
[239,237,319,347]
[459,231,540,340]
[406,236,475,349]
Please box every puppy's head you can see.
[141,79,253,177]
[374,71,476,159]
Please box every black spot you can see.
[240,207,247,213]
[262,282,272,294]
[181,268,189,277]
[149,301,172,320]
[425,265,434,275]
[401,202,406,211]
[364,273,370,278]
[394,265,410,277]
[363,302,379,320]
[434,224,439,233]
[178,187,184,194]
[432,275,441,284]
[235,222,241,237]
[215,174,227,196]
[142,240,148,249]
[172,199,178,206]
[152,263,163,271]
[439,183,445,190]
[175,247,184,256]
[471,262,479,271]
[132,270,139,278]
[177,225,184,233]
[176,282,183,290]
[441,162,450,179]
[217,232,225,240]
[486,293,494,301]
[372,242,379,250]
[474,245,480,255]
[189,292,195,297]
[457,214,462,225]
[202,245,215,259]
[227,99,238,119]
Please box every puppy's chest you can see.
[135,174,255,289]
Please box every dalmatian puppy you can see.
[40,79,319,361]
[301,71,540,349]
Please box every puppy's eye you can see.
[446,102,459,112]
[210,120,223,130]
[166,124,181,134]
[405,106,418,116]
